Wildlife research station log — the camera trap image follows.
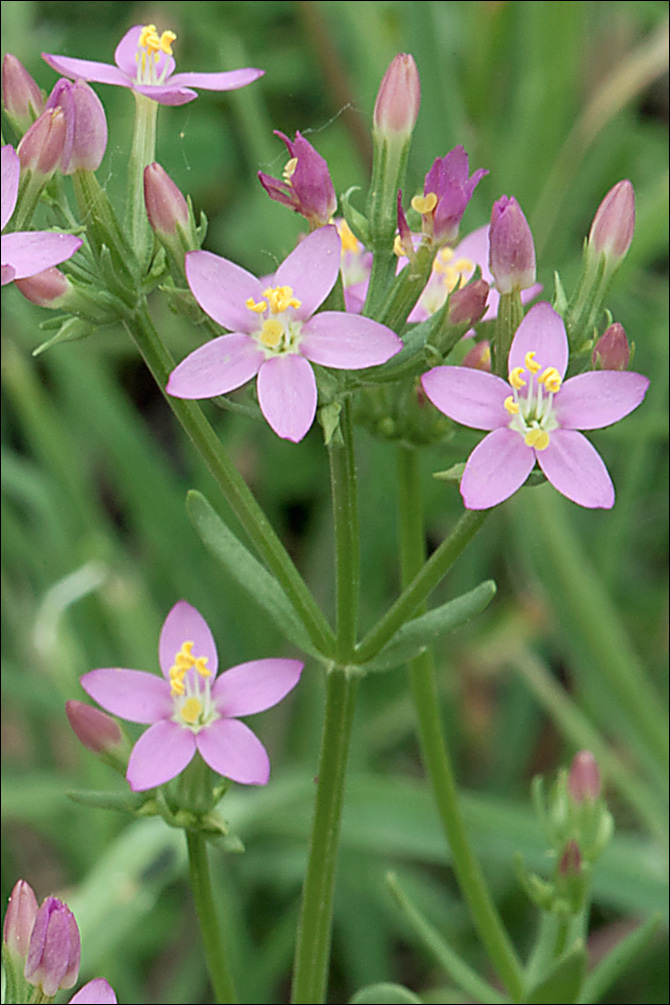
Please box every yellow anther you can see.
[138,25,176,57]
[246,297,268,314]
[504,395,520,415]
[180,697,203,725]
[157,30,176,56]
[393,235,405,257]
[509,367,527,389]
[453,257,474,275]
[524,428,550,450]
[138,25,158,49]
[170,677,185,697]
[260,318,284,348]
[337,219,360,254]
[263,285,301,313]
[283,157,298,183]
[539,367,562,393]
[411,192,438,215]
[194,657,211,678]
[525,351,541,374]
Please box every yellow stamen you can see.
[138,25,158,49]
[169,641,209,695]
[138,25,176,58]
[539,367,562,393]
[283,157,298,183]
[524,428,550,450]
[246,297,268,314]
[504,395,519,415]
[524,351,541,374]
[263,285,301,313]
[393,235,405,257]
[338,219,360,254]
[453,257,474,274]
[180,697,203,725]
[260,318,283,348]
[411,192,438,215]
[509,367,527,389]
[194,656,211,678]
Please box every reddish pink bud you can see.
[558,840,582,877]
[2,54,44,135]
[448,279,490,326]
[144,162,190,236]
[373,53,421,138]
[15,266,70,308]
[24,897,80,996]
[589,180,635,263]
[65,700,125,756]
[568,750,602,802]
[45,79,107,173]
[3,879,38,961]
[489,195,536,294]
[461,339,492,371]
[258,131,336,228]
[592,322,630,371]
[17,107,66,178]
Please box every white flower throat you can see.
[135,25,176,86]
[246,285,303,355]
[504,351,562,450]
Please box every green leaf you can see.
[350,983,423,1004]
[187,490,324,659]
[525,942,587,1003]
[362,580,496,671]
[577,914,662,1004]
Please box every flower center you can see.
[245,285,303,355]
[504,351,562,450]
[169,640,217,732]
[135,25,177,86]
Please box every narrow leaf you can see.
[525,942,587,1003]
[350,983,422,1004]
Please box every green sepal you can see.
[66,788,148,813]
[349,983,422,1004]
[433,462,466,483]
[524,941,587,1004]
[340,186,371,247]
[2,940,31,1005]
[553,270,569,316]
[31,316,95,357]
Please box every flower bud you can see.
[588,180,634,264]
[488,195,536,294]
[66,700,131,773]
[17,107,66,180]
[567,750,602,802]
[461,339,492,371]
[15,266,70,308]
[24,897,80,997]
[144,162,190,236]
[258,131,336,228]
[591,322,631,370]
[2,54,44,136]
[45,78,107,174]
[448,278,490,326]
[415,147,488,245]
[558,839,582,877]
[3,879,38,962]
[373,53,420,139]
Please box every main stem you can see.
[187,831,238,1004]
[396,445,525,1002]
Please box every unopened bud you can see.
[144,162,190,236]
[592,321,631,370]
[2,54,44,135]
[558,839,582,877]
[489,195,536,294]
[17,106,66,179]
[588,180,635,264]
[461,339,492,371]
[448,278,490,326]
[567,750,602,802]
[45,78,108,174]
[15,266,70,308]
[24,897,80,997]
[373,53,420,139]
[66,700,131,773]
[3,880,38,962]
[258,131,336,228]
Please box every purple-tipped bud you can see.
[15,266,70,308]
[65,700,126,757]
[448,279,490,326]
[373,53,421,139]
[592,322,631,370]
[3,880,38,961]
[2,55,44,135]
[588,180,635,263]
[17,107,66,179]
[258,131,337,228]
[489,195,536,294]
[568,750,602,802]
[70,978,118,1003]
[45,79,107,174]
[558,839,582,877]
[144,162,190,236]
[415,147,488,245]
[395,190,415,259]
[24,897,80,997]
[462,339,492,372]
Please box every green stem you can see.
[329,399,360,660]
[126,93,159,275]
[125,302,335,658]
[395,446,525,1002]
[291,666,360,1004]
[186,831,238,1004]
[493,290,524,377]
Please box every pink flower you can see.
[411,146,487,245]
[42,24,263,107]
[24,897,80,997]
[421,302,649,509]
[258,131,337,228]
[373,53,421,139]
[70,978,117,1003]
[1,145,82,285]
[167,226,402,441]
[81,601,303,791]
[488,195,536,294]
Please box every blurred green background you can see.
[1,2,668,1002]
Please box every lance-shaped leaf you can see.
[525,942,587,1004]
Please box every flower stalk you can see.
[187,831,239,1005]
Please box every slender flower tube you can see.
[411,146,488,245]
[421,302,649,509]
[42,24,263,106]
[258,131,337,228]
[488,195,536,294]
[3,880,38,962]
[168,226,402,441]
[44,78,108,173]
[2,54,44,135]
[24,897,80,997]
[373,53,420,140]
[568,750,602,802]
[588,180,635,265]
[592,321,631,370]
[80,601,303,791]
[1,145,82,285]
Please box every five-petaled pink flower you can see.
[421,302,649,509]
[42,24,263,107]
[167,226,402,441]
[1,145,82,285]
[81,601,303,791]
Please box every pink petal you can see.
[1,264,16,285]
[421,366,510,430]
[274,226,340,319]
[185,250,262,332]
[1,232,82,280]
[132,84,198,106]
[461,428,535,509]
[69,979,117,1004]
[80,668,172,724]
[41,53,131,89]
[554,371,649,430]
[508,302,568,378]
[159,601,218,678]
[212,658,303,716]
[127,720,196,791]
[452,225,491,281]
[537,429,615,508]
[2,145,20,231]
[300,312,402,369]
[257,354,317,442]
[114,26,175,80]
[169,68,264,91]
[167,334,264,399]
[196,718,270,785]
